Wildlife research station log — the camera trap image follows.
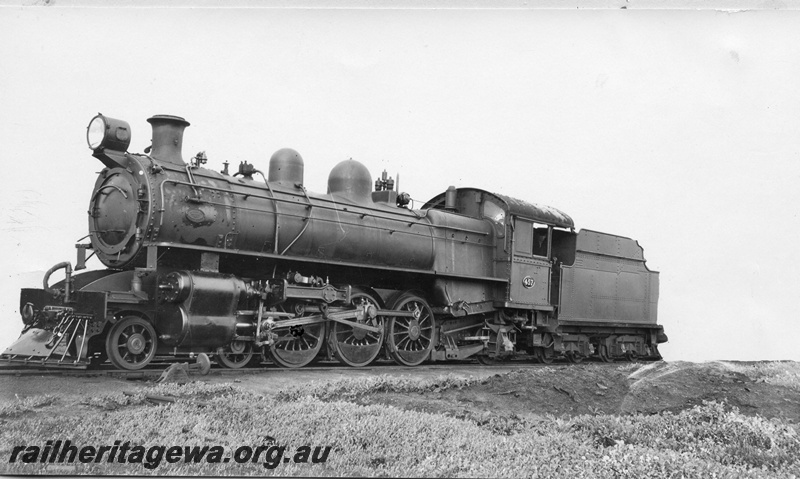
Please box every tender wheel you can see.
[329,290,385,367]
[535,348,555,364]
[216,340,255,369]
[386,293,435,367]
[566,351,584,364]
[105,316,157,370]
[269,304,324,368]
[597,344,613,363]
[625,350,639,362]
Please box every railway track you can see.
[0,357,632,378]
[0,360,595,378]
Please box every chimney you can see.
[147,114,190,165]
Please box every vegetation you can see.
[721,361,800,392]
[1,363,798,477]
[274,372,483,401]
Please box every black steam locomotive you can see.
[1,114,667,370]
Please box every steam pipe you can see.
[43,262,72,302]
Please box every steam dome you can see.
[327,159,372,203]
[268,148,304,186]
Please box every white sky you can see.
[1,4,798,361]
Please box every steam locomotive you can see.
[1,114,667,370]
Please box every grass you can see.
[720,361,800,392]
[274,372,484,401]
[1,366,799,477]
[0,394,58,418]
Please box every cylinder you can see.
[157,271,251,348]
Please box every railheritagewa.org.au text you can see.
[9,440,332,470]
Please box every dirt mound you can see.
[358,362,800,426]
[623,361,800,422]
[443,365,631,417]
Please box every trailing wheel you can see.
[386,293,435,367]
[329,290,385,367]
[476,355,493,365]
[216,340,255,369]
[105,316,157,370]
[269,304,324,368]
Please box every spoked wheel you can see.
[216,340,255,369]
[270,304,325,368]
[566,351,584,364]
[105,316,157,370]
[385,293,435,367]
[597,344,614,363]
[535,348,555,364]
[329,289,385,367]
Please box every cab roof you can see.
[423,188,575,229]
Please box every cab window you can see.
[514,218,550,258]
[483,199,506,226]
[533,225,549,257]
[515,219,533,255]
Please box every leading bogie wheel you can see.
[105,316,157,370]
[386,293,435,367]
[329,289,385,367]
[216,340,256,369]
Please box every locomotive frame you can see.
[1,113,667,370]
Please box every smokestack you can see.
[146,114,190,165]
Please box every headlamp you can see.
[86,113,131,152]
